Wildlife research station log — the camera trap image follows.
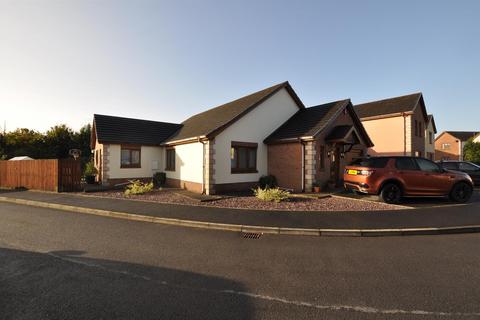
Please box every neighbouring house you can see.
[9,156,34,161]
[474,133,480,143]
[91,81,373,194]
[425,114,437,160]
[354,93,430,157]
[435,131,479,161]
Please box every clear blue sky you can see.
[1,0,479,133]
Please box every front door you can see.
[330,145,342,187]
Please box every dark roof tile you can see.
[93,114,182,145]
[354,93,422,119]
[166,81,304,143]
[264,100,350,143]
[445,131,479,141]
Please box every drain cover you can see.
[242,232,263,239]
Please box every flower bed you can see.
[83,189,404,212]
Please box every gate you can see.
[0,159,82,192]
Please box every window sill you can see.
[165,168,175,172]
[121,165,141,169]
[231,169,258,174]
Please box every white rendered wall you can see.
[107,144,164,179]
[214,88,301,184]
[165,142,204,183]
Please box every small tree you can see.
[463,139,480,164]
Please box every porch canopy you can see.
[325,125,361,145]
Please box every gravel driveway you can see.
[84,189,404,212]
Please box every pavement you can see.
[1,202,480,319]
[1,189,480,233]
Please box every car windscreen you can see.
[350,158,389,168]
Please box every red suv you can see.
[344,157,474,204]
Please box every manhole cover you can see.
[242,232,263,239]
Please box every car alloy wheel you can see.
[450,182,473,203]
[381,183,401,204]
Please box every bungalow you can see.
[354,93,430,157]
[435,131,479,161]
[91,82,373,194]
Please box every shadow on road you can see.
[0,247,254,320]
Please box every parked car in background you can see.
[437,160,480,186]
[344,156,474,204]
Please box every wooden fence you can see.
[0,159,81,192]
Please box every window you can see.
[351,157,389,168]
[429,132,433,144]
[414,120,418,136]
[319,145,325,170]
[120,146,141,168]
[395,158,418,170]
[459,162,480,172]
[441,143,451,150]
[416,158,441,172]
[231,141,257,173]
[166,148,175,171]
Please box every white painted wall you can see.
[107,144,164,179]
[474,135,480,143]
[214,88,301,184]
[165,142,204,184]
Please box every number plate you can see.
[347,169,358,175]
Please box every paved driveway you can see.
[339,188,480,209]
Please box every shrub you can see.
[253,187,290,203]
[83,160,98,176]
[153,172,167,187]
[464,139,480,164]
[258,175,277,189]
[125,180,154,196]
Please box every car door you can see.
[415,158,452,195]
[394,158,423,195]
[459,162,480,185]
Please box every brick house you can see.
[91,82,373,194]
[435,131,479,161]
[354,93,431,157]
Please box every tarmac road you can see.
[1,202,480,319]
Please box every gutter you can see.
[300,139,306,192]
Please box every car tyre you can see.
[449,182,473,203]
[380,183,402,204]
